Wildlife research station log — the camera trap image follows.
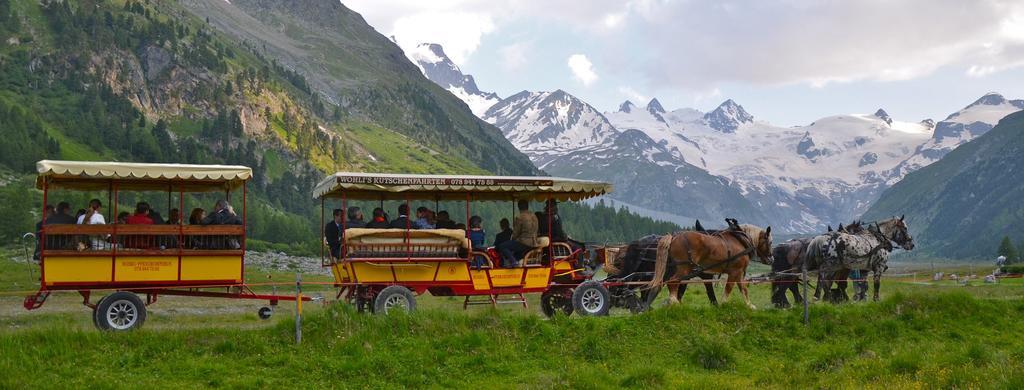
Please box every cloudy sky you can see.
[344,0,1024,126]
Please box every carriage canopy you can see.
[312,172,613,201]
[36,160,252,192]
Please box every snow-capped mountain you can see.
[891,92,1024,176]
[484,90,770,224]
[408,43,500,116]
[702,99,754,133]
[410,45,1023,232]
[483,90,618,165]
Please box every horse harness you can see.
[674,229,755,279]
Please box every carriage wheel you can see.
[572,281,611,316]
[540,289,573,318]
[373,286,416,315]
[94,292,146,331]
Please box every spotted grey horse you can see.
[803,216,914,302]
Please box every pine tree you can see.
[997,236,1018,263]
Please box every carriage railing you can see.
[40,224,245,255]
[344,242,467,262]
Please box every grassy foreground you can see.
[1,291,1022,388]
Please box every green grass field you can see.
[1,251,1022,388]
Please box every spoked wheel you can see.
[372,286,416,315]
[540,289,573,318]
[572,281,611,316]
[94,292,146,331]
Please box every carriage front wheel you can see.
[94,292,147,331]
[572,281,611,316]
[373,286,416,314]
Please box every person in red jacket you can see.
[125,202,155,249]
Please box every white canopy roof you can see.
[313,172,613,201]
[36,160,252,191]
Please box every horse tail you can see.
[802,236,821,272]
[646,233,675,289]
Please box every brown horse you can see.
[647,223,773,308]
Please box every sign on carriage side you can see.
[334,175,555,187]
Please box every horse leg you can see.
[813,271,825,301]
[787,278,803,304]
[739,274,755,309]
[702,274,718,306]
[667,283,680,305]
[676,280,689,302]
[872,271,882,302]
[723,274,735,303]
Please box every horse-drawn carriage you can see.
[26,160,309,331]
[312,172,618,316]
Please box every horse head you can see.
[877,216,914,250]
[740,224,774,265]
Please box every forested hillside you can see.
[0,0,677,252]
[864,111,1024,259]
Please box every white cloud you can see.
[344,0,1024,90]
[618,86,647,103]
[568,54,598,86]
[498,42,530,71]
[622,0,1024,88]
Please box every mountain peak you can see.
[646,98,666,114]
[411,43,448,64]
[874,109,893,125]
[702,99,753,133]
[411,42,500,117]
[967,92,1007,108]
[618,100,636,113]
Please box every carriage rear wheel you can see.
[572,281,611,316]
[373,286,416,315]
[94,292,146,331]
[540,289,573,317]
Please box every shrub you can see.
[1002,264,1024,274]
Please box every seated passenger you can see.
[497,200,538,268]
[45,202,77,225]
[435,210,457,229]
[188,208,205,225]
[346,206,366,228]
[493,218,512,247]
[34,204,54,259]
[201,200,242,249]
[44,202,77,250]
[468,216,487,269]
[414,207,435,229]
[366,207,389,228]
[116,212,130,224]
[538,200,569,242]
[389,204,416,229]
[201,200,242,225]
[166,208,182,225]
[187,208,205,249]
[126,202,155,225]
[468,216,486,250]
[455,223,466,230]
[77,199,105,225]
[125,203,155,249]
[324,209,344,259]
[76,199,107,250]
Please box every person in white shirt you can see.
[76,199,107,250]
[77,199,106,225]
